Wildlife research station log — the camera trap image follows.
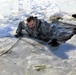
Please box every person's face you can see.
[27,20,36,29]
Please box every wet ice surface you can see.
[0,35,76,75]
[0,0,76,75]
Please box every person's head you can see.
[26,16,36,29]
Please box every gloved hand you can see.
[48,39,60,47]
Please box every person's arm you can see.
[37,21,50,42]
[16,21,29,34]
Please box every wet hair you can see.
[26,16,37,23]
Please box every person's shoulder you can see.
[41,19,50,25]
[24,20,27,24]
[19,20,28,26]
[18,20,25,24]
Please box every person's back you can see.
[15,16,52,40]
[14,16,60,46]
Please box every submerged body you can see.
[16,17,55,42]
[15,16,75,46]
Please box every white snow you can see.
[0,0,76,37]
[0,0,76,62]
[0,1,76,74]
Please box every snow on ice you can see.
[0,0,76,37]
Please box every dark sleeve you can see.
[16,21,29,34]
[36,21,50,42]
